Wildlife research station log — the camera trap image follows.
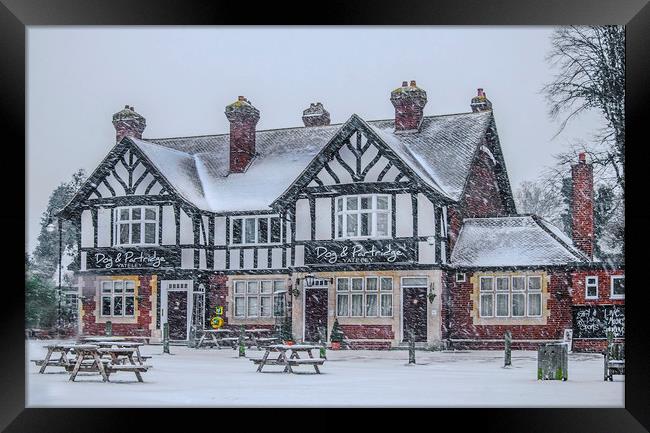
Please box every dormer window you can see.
[335,194,391,239]
[114,206,158,246]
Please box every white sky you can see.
[26,26,604,254]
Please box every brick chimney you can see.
[390,80,427,132]
[112,105,146,143]
[571,152,594,259]
[302,102,330,127]
[470,88,492,112]
[225,96,260,173]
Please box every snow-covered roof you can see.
[450,216,589,267]
[131,111,493,212]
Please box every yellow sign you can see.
[215,306,223,315]
[210,316,224,329]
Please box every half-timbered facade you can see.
[59,83,621,351]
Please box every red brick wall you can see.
[448,271,573,344]
[80,274,154,337]
[571,269,625,305]
[340,325,394,339]
[207,273,228,328]
[461,148,506,219]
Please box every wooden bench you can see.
[105,364,151,382]
[604,342,625,381]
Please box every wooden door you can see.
[403,287,427,342]
[168,291,188,340]
[304,288,328,343]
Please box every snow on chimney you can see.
[390,80,427,132]
[302,102,330,127]
[571,152,594,259]
[225,96,260,173]
[112,105,146,143]
[470,88,492,112]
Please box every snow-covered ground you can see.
[26,339,623,407]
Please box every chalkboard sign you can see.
[572,306,625,338]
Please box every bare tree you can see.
[514,180,563,226]
[543,26,625,195]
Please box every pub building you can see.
[58,82,623,351]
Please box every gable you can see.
[88,145,172,199]
[306,128,411,187]
[273,115,451,208]
[58,139,179,218]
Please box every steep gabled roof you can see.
[450,215,589,267]
[130,110,494,212]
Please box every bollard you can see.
[408,329,416,364]
[105,320,112,337]
[188,325,196,348]
[318,326,327,359]
[537,343,568,381]
[504,330,512,367]
[238,325,246,357]
[163,323,170,354]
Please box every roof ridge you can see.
[142,111,483,142]
[531,215,589,262]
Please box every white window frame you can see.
[230,215,282,246]
[479,274,544,319]
[455,272,466,283]
[114,206,159,246]
[334,194,391,240]
[336,276,393,318]
[100,279,136,317]
[232,279,286,319]
[479,276,494,317]
[610,275,625,299]
[585,276,599,300]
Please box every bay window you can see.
[335,195,391,239]
[114,206,158,246]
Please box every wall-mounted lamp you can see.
[428,283,437,304]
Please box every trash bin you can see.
[537,342,568,381]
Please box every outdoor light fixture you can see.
[428,283,437,303]
[303,273,316,287]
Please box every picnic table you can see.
[196,328,280,349]
[67,344,151,383]
[94,341,149,365]
[196,329,241,349]
[250,344,325,374]
[32,343,78,373]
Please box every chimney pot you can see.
[302,102,331,127]
[112,105,146,142]
[471,88,492,112]
[579,152,586,163]
[390,81,427,131]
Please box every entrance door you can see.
[162,280,192,341]
[402,277,428,342]
[304,286,328,343]
[168,292,188,340]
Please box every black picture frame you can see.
[4,0,649,431]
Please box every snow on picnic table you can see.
[26,339,623,407]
